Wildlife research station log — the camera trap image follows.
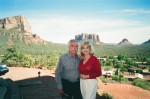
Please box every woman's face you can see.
[82,45,91,55]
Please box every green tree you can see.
[117,54,126,61]
[2,47,18,66]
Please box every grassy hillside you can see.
[0,27,150,58]
[78,40,150,58]
[0,27,68,55]
[0,27,150,69]
[94,44,150,58]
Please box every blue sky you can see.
[0,0,150,44]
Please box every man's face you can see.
[69,42,78,55]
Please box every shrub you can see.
[100,76,107,82]
[101,91,114,99]
[132,78,150,90]
[112,75,120,82]
[121,77,129,82]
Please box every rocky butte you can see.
[75,33,103,45]
[118,38,132,46]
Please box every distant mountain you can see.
[0,15,150,58]
[0,15,46,45]
[143,39,150,44]
[75,33,104,45]
[118,38,133,46]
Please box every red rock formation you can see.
[0,15,46,45]
[75,33,100,42]
[118,38,132,45]
[0,15,32,33]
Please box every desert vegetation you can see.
[0,27,150,91]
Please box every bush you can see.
[112,75,120,82]
[120,77,129,82]
[100,76,107,82]
[101,91,114,99]
[132,78,150,90]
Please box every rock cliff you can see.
[0,15,46,44]
[0,15,32,33]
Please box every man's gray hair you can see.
[68,39,78,46]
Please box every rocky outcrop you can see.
[21,33,46,44]
[118,38,132,45]
[75,33,101,44]
[0,15,46,45]
[0,15,32,33]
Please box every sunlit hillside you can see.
[0,27,150,57]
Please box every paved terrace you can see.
[1,67,104,99]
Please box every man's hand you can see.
[58,89,64,95]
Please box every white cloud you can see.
[28,15,150,44]
[100,26,150,44]
[121,9,150,14]
[106,9,150,15]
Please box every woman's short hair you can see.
[80,41,94,56]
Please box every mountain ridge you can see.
[0,15,150,57]
[1,15,149,45]
[143,39,150,44]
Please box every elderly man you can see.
[55,39,82,99]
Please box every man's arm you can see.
[55,57,63,94]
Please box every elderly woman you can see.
[78,41,102,99]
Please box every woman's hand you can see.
[58,89,64,95]
[80,74,89,79]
